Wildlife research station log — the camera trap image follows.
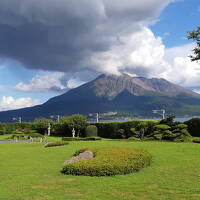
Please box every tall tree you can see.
[188,26,200,61]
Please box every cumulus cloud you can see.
[15,73,68,92]
[0,0,174,73]
[0,96,40,111]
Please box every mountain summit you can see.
[0,73,200,122]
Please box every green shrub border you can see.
[44,141,69,148]
[61,146,151,176]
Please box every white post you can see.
[19,117,22,123]
[47,123,51,136]
[72,128,75,138]
[57,115,60,123]
[96,113,99,123]
[162,109,165,119]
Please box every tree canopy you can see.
[188,26,200,61]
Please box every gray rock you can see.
[64,151,94,165]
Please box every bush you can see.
[185,118,200,137]
[91,120,158,139]
[154,124,171,130]
[9,134,26,139]
[193,138,200,143]
[0,130,4,135]
[27,132,44,138]
[61,147,151,176]
[128,137,140,141]
[117,129,126,139]
[85,125,98,137]
[62,137,85,141]
[44,141,69,148]
[84,136,102,141]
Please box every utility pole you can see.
[12,117,22,123]
[96,113,99,123]
[152,109,165,119]
[57,115,60,123]
[50,115,60,122]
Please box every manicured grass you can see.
[0,139,200,200]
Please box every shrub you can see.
[0,130,4,135]
[193,138,200,143]
[128,137,140,141]
[44,141,69,148]
[117,129,126,139]
[27,132,44,138]
[62,137,85,141]
[61,147,151,176]
[91,120,158,139]
[154,124,171,130]
[185,118,200,137]
[9,134,26,139]
[84,136,102,141]
[85,125,98,137]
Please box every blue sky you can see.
[0,0,200,111]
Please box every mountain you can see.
[1,73,200,122]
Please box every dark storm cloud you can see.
[0,0,173,72]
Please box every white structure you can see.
[47,123,51,136]
[12,117,22,123]
[152,109,166,119]
[72,128,75,138]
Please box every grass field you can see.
[0,137,200,200]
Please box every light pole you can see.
[12,117,22,123]
[152,109,165,119]
[96,113,99,123]
[50,115,60,122]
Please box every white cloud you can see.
[15,72,89,92]
[15,73,68,92]
[0,96,40,111]
[90,27,170,77]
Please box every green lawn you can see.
[0,139,200,200]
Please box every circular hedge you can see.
[61,147,151,176]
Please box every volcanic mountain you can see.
[1,73,200,122]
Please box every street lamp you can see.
[12,117,22,123]
[152,109,165,119]
[96,113,99,123]
[50,115,60,122]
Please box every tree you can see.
[130,122,148,139]
[60,114,88,137]
[188,26,200,61]
[33,118,54,135]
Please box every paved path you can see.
[0,140,31,144]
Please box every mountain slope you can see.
[0,73,200,122]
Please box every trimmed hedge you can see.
[85,125,98,137]
[185,118,200,137]
[44,141,69,148]
[62,137,85,141]
[128,137,140,141]
[27,132,44,138]
[193,138,200,143]
[61,147,151,176]
[84,136,102,141]
[62,137,102,141]
[91,120,158,139]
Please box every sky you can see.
[0,0,200,111]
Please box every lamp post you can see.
[50,115,60,122]
[12,117,22,123]
[152,109,165,119]
[96,113,99,123]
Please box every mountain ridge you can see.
[0,73,200,122]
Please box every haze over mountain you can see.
[0,73,200,122]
